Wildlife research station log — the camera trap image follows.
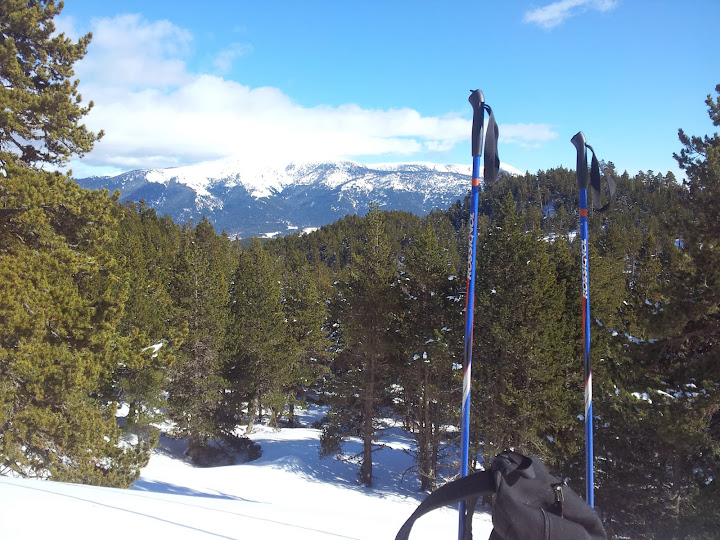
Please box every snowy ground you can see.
[0,406,493,539]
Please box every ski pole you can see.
[458,89,485,540]
[571,131,594,508]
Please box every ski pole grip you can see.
[469,89,485,157]
[571,131,588,190]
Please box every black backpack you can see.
[396,450,606,540]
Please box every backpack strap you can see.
[395,470,494,540]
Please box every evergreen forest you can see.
[1,2,719,538]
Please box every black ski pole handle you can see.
[571,131,588,190]
[469,89,486,158]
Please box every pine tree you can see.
[674,85,720,317]
[0,2,162,485]
[227,237,290,431]
[281,251,332,425]
[471,193,575,463]
[0,0,102,166]
[107,201,182,457]
[638,85,720,536]
[398,220,460,490]
[0,162,154,486]
[166,218,233,459]
[591,86,720,538]
[321,204,400,486]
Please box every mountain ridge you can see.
[76,157,523,238]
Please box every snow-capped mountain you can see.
[76,157,523,238]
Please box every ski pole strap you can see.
[483,106,500,186]
[395,470,494,540]
[587,144,616,213]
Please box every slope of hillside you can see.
[0,406,493,539]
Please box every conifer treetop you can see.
[0,0,103,167]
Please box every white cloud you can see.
[500,123,558,147]
[523,0,618,29]
[66,14,555,176]
[75,14,192,88]
[78,74,472,171]
[54,14,80,39]
[68,15,473,173]
[213,43,252,74]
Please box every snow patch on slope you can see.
[0,405,493,539]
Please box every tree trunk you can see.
[430,400,440,491]
[288,401,296,427]
[360,352,375,487]
[187,432,202,458]
[419,364,432,491]
[670,453,684,520]
[246,395,260,434]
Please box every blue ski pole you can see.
[571,131,594,508]
[458,91,499,539]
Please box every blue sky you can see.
[57,0,719,179]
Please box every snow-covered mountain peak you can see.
[76,156,523,239]
[140,157,490,200]
[144,156,293,198]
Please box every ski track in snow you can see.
[0,406,493,539]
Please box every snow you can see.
[144,156,294,199]
[0,406,493,539]
[371,162,471,175]
[142,341,165,358]
[631,392,652,404]
[136,155,523,202]
[369,161,523,177]
[340,178,374,193]
[115,402,131,418]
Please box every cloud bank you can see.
[66,14,557,175]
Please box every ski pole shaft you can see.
[571,131,595,508]
[459,89,484,540]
